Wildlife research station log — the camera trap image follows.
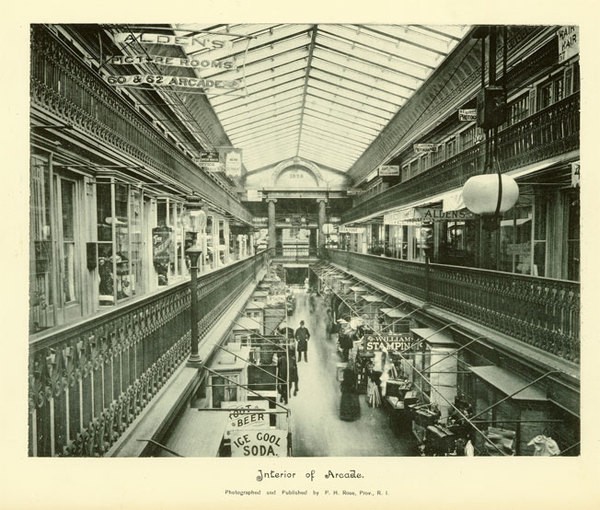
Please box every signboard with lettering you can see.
[230,429,287,457]
[338,226,366,234]
[114,32,233,50]
[384,208,419,225]
[364,334,418,351]
[414,143,439,153]
[225,149,243,179]
[221,400,270,437]
[103,54,237,71]
[246,189,263,202]
[558,26,579,64]
[417,208,476,222]
[198,151,220,162]
[378,165,400,177]
[458,109,477,121]
[105,74,242,91]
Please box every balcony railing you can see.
[327,249,579,364]
[28,252,267,457]
[343,93,580,223]
[30,25,252,223]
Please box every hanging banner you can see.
[230,429,287,457]
[103,54,237,70]
[105,74,242,90]
[223,148,243,179]
[557,26,579,64]
[114,32,233,50]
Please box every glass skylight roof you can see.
[173,23,470,173]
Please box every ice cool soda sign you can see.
[230,430,287,457]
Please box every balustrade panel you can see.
[328,250,579,363]
[343,93,580,224]
[29,253,267,456]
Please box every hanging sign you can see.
[246,189,263,202]
[364,334,416,351]
[414,143,439,153]
[458,109,478,121]
[417,208,476,221]
[230,429,287,457]
[378,165,400,177]
[114,32,233,50]
[221,400,270,437]
[224,148,243,179]
[557,26,579,64]
[103,54,237,70]
[338,226,365,234]
[105,74,242,90]
[197,151,220,162]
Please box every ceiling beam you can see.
[296,25,319,157]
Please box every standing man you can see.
[295,320,311,362]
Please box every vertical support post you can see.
[267,198,277,255]
[317,198,327,257]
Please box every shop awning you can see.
[380,307,410,318]
[160,409,229,457]
[360,294,386,303]
[411,327,455,346]
[469,366,548,401]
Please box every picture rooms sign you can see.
[105,31,243,92]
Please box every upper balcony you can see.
[342,93,580,224]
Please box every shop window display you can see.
[96,179,144,305]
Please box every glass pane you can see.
[127,187,143,298]
[63,242,76,303]
[30,158,54,331]
[96,183,112,242]
[61,180,75,241]
[98,242,115,305]
[533,241,546,277]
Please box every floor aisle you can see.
[285,289,416,457]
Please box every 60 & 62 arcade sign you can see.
[364,334,417,351]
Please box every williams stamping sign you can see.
[364,334,417,351]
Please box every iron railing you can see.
[343,93,580,223]
[327,249,579,363]
[29,25,252,223]
[28,252,267,457]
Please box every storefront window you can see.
[30,156,85,332]
[211,374,239,408]
[498,195,533,275]
[567,192,580,281]
[533,195,548,277]
[30,157,54,332]
[96,179,144,305]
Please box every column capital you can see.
[316,198,328,204]
[266,198,278,204]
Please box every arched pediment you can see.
[272,157,324,187]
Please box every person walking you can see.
[295,320,310,362]
[339,359,361,421]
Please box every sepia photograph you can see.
[3,2,598,508]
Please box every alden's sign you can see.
[417,208,475,221]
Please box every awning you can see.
[411,327,455,346]
[160,409,229,457]
[469,366,548,401]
